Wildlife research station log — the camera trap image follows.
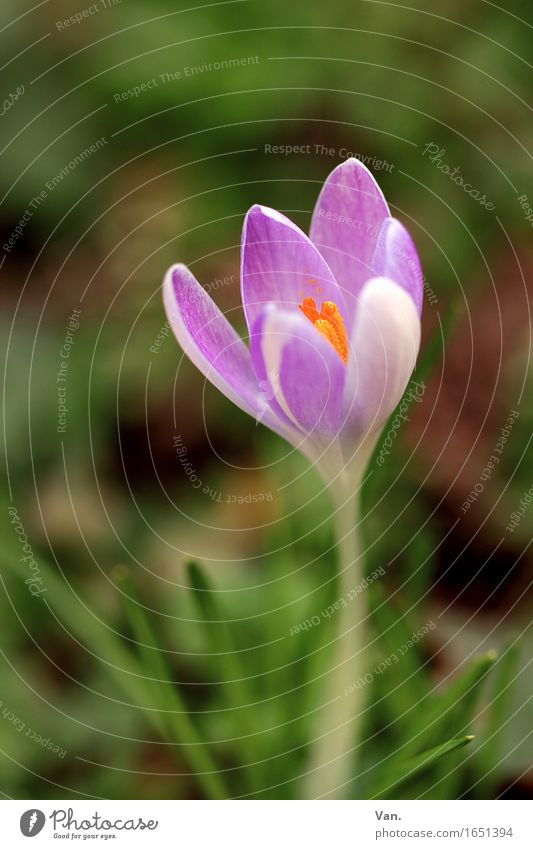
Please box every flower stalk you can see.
[303,488,370,799]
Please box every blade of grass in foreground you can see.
[475,643,521,799]
[2,551,228,799]
[368,736,474,799]
[383,652,496,799]
[187,562,259,792]
[401,651,497,762]
[419,651,498,799]
[113,564,228,799]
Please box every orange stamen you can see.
[298,296,348,363]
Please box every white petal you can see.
[343,277,421,440]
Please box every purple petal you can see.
[163,263,282,429]
[310,158,390,328]
[250,305,346,443]
[372,218,424,315]
[241,204,345,334]
[342,277,421,444]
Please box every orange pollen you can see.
[298,297,348,363]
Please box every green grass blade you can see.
[475,643,520,798]
[401,651,497,761]
[422,650,500,799]
[187,562,258,787]
[3,550,227,799]
[187,562,255,714]
[368,736,474,799]
[112,564,228,799]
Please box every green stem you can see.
[302,491,369,798]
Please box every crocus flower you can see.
[163,158,425,799]
[163,158,422,490]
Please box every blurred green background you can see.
[1,0,532,799]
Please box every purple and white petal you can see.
[241,204,345,333]
[372,217,424,315]
[341,277,421,444]
[250,306,346,445]
[163,263,282,430]
[248,306,304,438]
[310,158,390,328]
